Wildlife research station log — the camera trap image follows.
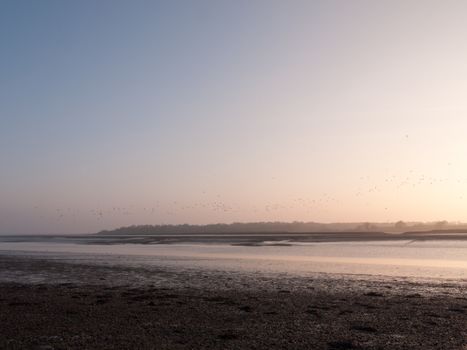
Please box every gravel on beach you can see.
[0,255,466,350]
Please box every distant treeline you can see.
[97,221,467,235]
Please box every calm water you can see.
[2,236,467,280]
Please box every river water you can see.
[1,236,467,280]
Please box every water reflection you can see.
[1,238,467,280]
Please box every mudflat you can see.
[0,255,466,349]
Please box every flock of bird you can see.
[30,167,467,223]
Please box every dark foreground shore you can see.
[0,256,466,350]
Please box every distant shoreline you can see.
[97,222,467,236]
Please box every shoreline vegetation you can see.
[3,222,467,240]
[97,221,467,236]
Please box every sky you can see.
[1,0,467,234]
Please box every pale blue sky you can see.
[2,1,467,233]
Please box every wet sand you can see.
[1,255,467,349]
[3,231,467,247]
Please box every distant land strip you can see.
[97,221,467,235]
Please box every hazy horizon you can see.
[3,220,467,236]
[2,1,467,234]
